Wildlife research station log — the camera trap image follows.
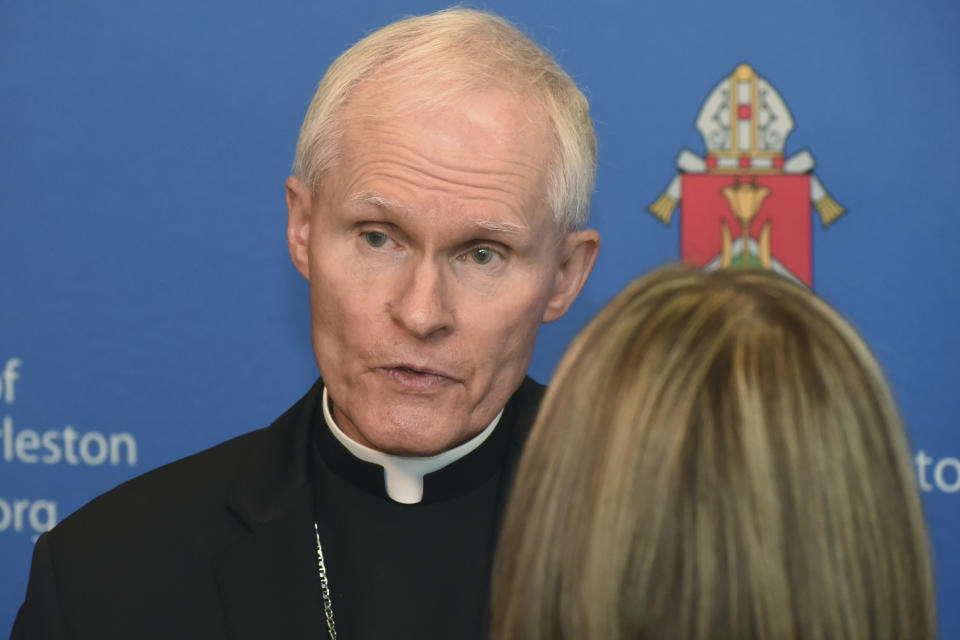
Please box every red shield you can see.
[681,174,813,286]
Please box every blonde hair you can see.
[292,7,596,231]
[493,266,935,640]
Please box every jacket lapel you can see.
[214,380,327,640]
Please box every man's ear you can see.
[542,229,601,323]
[286,176,313,280]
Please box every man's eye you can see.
[362,231,389,248]
[469,247,497,264]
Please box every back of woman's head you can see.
[493,266,935,640]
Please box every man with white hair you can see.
[12,8,599,639]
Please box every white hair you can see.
[292,7,596,231]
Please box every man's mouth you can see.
[382,365,456,388]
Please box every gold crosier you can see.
[718,64,773,270]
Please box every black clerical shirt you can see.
[310,381,539,640]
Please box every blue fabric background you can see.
[2,0,958,634]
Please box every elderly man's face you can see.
[287,80,598,455]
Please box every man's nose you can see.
[388,258,454,339]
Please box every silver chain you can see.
[314,522,338,640]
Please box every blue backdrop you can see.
[2,0,958,634]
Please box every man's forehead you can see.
[317,70,558,238]
[342,72,548,137]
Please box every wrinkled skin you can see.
[287,81,599,455]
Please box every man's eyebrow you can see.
[348,192,529,234]
[348,191,407,212]
[473,220,529,234]
[347,191,530,233]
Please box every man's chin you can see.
[342,386,483,455]
[350,411,483,457]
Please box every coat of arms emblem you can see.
[648,63,844,287]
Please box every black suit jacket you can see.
[11,377,542,639]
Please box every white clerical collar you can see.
[321,386,503,505]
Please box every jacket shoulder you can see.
[13,382,322,638]
[49,381,319,551]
